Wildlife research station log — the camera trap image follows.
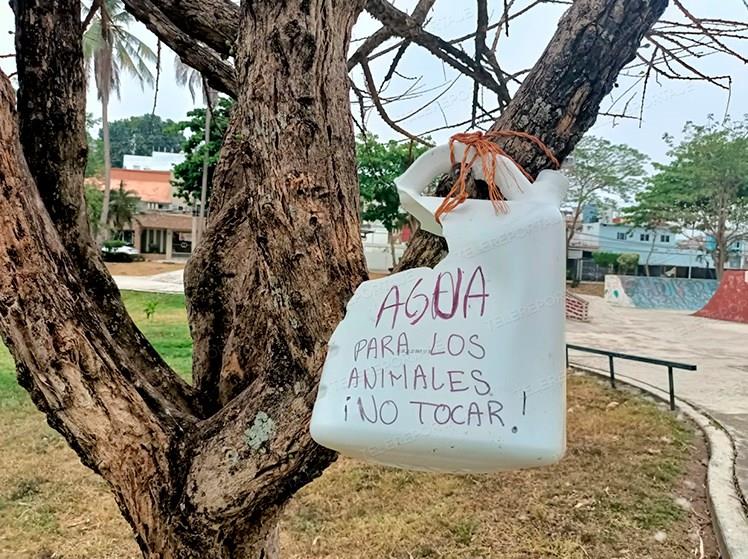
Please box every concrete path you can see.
[567,295,748,509]
[114,270,185,294]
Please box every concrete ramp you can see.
[604,275,718,310]
[695,270,748,323]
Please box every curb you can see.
[569,362,748,559]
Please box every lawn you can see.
[0,292,716,558]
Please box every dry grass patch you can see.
[567,281,605,298]
[0,293,714,558]
[105,261,185,276]
[280,375,715,559]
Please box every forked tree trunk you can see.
[2,0,673,558]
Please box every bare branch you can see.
[361,61,433,146]
[122,0,237,96]
[365,0,510,102]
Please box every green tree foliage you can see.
[86,132,104,177]
[85,113,104,177]
[616,253,639,274]
[356,134,428,232]
[356,134,429,268]
[104,114,183,167]
[626,117,748,278]
[108,180,140,237]
[85,185,103,235]
[564,136,649,248]
[592,251,621,270]
[171,98,233,203]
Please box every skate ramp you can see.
[605,275,718,310]
[695,270,748,323]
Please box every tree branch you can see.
[365,0,510,103]
[122,0,238,97]
[12,0,196,414]
[396,0,669,271]
[361,61,434,146]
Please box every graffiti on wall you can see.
[605,275,718,310]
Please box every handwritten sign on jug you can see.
[311,143,569,473]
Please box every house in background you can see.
[86,150,198,260]
[569,219,747,280]
[122,151,186,171]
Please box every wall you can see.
[604,275,718,310]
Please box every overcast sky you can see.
[1,1,746,164]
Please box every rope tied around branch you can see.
[434,130,560,224]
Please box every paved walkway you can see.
[114,270,185,294]
[567,295,748,507]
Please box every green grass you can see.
[0,292,716,558]
[0,291,192,408]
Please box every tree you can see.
[563,136,649,250]
[171,98,233,203]
[108,180,140,237]
[616,253,639,275]
[85,113,105,177]
[623,187,677,276]
[83,0,156,239]
[592,251,621,272]
[357,134,428,267]
[627,117,748,279]
[105,113,183,167]
[85,184,104,234]
[3,1,745,557]
[175,58,220,245]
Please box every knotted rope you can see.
[434,130,560,224]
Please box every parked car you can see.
[101,242,144,262]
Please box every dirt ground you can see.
[0,372,717,559]
[105,261,186,276]
[567,281,605,298]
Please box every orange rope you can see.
[434,130,560,224]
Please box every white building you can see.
[568,221,748,279]
[122,151,186,171]
[361,221,408,272]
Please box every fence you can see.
[566,344,696,410]
[565,291,589,321]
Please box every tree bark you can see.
[395,0,669,272]
[1,1,676,558]
[11,0,195,413]
[185,0,368,410]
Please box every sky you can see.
[0,1,746,165]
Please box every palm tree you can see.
[84,0,156,241]
[175,59,218,246]
[108,180,140,239]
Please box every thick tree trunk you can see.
[185,0,368,409]
[2,1,675,558]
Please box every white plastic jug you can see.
[310,142,569,473]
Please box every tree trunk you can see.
[2,1,675,558]
[395,0,668,272]
[645,231,656,276]
[388,230,398,269]
[99,90,112,240]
